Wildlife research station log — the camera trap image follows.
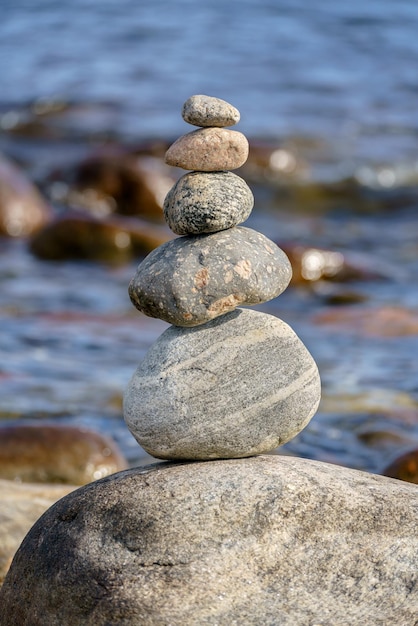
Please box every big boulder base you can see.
[0,455,417,625]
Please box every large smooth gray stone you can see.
[128,227,292,327]
[124,308,320,460]
[163,171,254,235]
[1,456,417,625]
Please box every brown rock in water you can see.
[314,305,418,337]
[72,154,173,221]
[165,127,249,171]
[279,243,388,284]
[0,478,76,587]
[0,154,52,237]
[29,212,173,262]
[382,448,418,484]
[0,424,127,485]
[1,456,417,624]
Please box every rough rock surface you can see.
[1,456,417,625]
[182,94,240,127]
[124,308,320,460]
[163,171,254,235]
[0,479,76,586]
[0,424,127,485]
[128,227,292,327]
[164,127,249,171]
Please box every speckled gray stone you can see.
[123,308,320,460]
[128,227,292,327]
[165,127,249,171]
[163,171,254,235]
[182,94,240,127]
[3,456,417,625]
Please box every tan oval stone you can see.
[165,128,249,171]
[182,94,240,127]
[0,424,127,485]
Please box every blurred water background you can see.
[1,0,418,477]
[3,0,418,163]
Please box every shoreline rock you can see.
[1,456,417,625]
[0,479,76,587]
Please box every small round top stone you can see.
[182,95,240,128]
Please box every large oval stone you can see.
[128,226,292,327]
[163,171,254,235]
[165,127,249,171]
[1,456,417,625]
[182,94,240,127]
[0,424,127,485]
[124,308,320,460]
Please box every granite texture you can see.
[163,171,254,235]
[1,456,417,625]
[123,308,320,459]
[164,127,249,171]
[128,227,292,326]
[182,94,240,127]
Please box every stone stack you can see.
[124,94,321,460]
[2,98,418,626]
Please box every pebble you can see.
[182,94,240,127]
[124,308,320,460]
[163,171,254,235]
[128,227,292,327]
[164,127,249,171]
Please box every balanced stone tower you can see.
[124,94,321,460]
[2,97,418,626]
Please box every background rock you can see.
[30,212,172,262]
[0,154,52,237]
[72,154,172,221]
[0,423,127,485]
[1,456,417,625]
[382,448,418,484]
[0,479,76,587]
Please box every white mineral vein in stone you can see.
[171,364,319,443]
[139,324,280,381]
